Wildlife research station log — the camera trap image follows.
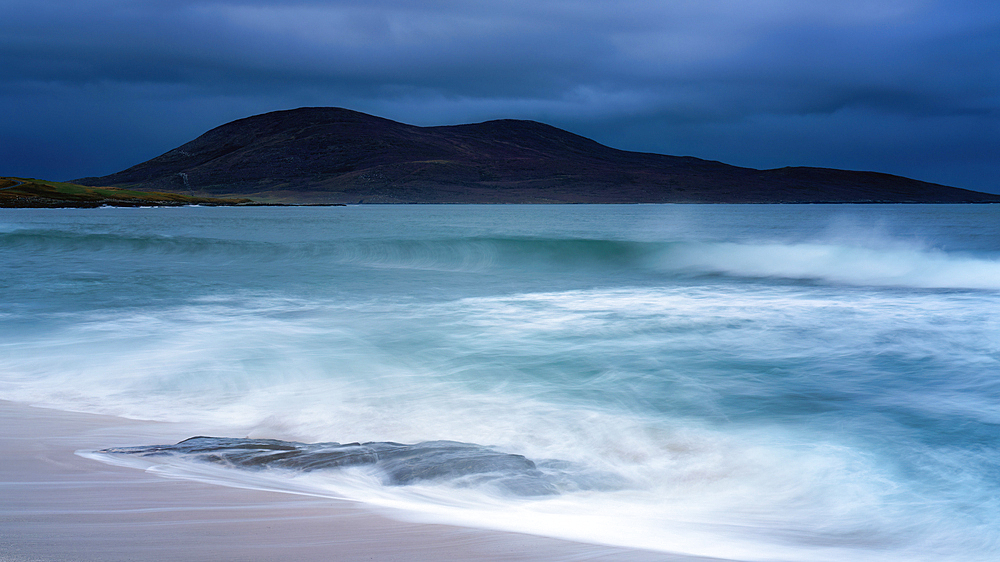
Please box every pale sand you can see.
[0,400,723,561]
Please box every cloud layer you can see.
[2,0,998,192]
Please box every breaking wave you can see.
[4,227,998,289]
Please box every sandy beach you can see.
[0,400,718,562]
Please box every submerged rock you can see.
[103,436,585,496]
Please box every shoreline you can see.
[0,400,716,561]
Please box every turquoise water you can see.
[2,205,999,560]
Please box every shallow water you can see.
[2,204,998,561]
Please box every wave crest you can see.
[655,240,1000,290]
[3,227,997,290]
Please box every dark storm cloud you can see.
[2,0,998,192]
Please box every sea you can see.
[1,204,998,561]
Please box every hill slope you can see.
[75,108,1000,204]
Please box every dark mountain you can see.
[75,107,1000,204]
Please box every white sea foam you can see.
[655,239,1000,289]
[81,420,986,562]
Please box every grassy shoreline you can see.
[0,177,262,207]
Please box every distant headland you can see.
[51,107,1000,204]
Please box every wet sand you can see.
[0,400,720,561]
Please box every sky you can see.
[2,0,998,193]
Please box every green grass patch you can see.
[1,177,257,207]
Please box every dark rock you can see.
[103,436,601,496]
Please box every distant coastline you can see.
[4,173,997,208]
